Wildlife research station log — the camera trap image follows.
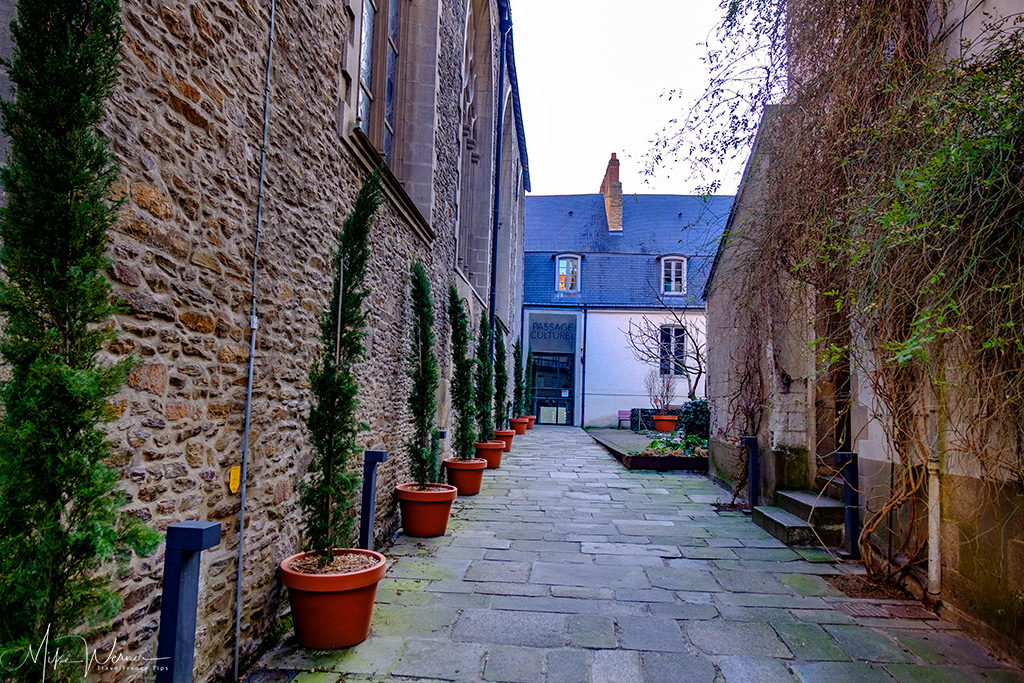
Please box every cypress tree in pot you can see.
[443,286,486,494]
[279,170,387,650]
[395,262,456,536]
[492,331,515,451]
[524,348,537,428]
[509,339,529,434]
[472,309,503,467]
[0,1,159,672]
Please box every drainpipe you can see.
[487,4,512,357]
[928,344,947,603]
[233,1,276,680]
[580,308,587,426]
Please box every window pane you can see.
[359,0,375,88]
[388,0,399,41]
[557,257,578,291]
[358,84,371,134]
[659,327,671,375]
[383,126,393,162]
[673,328,686,374]
[568,258,577,290]
[385,43,396,130]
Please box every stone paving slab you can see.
[248,426,1024,682]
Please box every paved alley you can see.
[249,427,1024,683]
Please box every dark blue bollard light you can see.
[359,450,388,551]
[156,521,221,683]
[834,451,861,559]
[741,436,760,514]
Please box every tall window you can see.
[358,0,400,161]
[659,326,687,376]
[662,257,687,295]
[556,255,580,292]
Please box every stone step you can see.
[777,490,845,526]
[752,506,817,547]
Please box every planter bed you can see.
[616,451,709,472]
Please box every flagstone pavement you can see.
[246,426,1024,683]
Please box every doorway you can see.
[533,353,574,425]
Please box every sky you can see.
[511,0,743,198]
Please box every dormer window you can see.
[661,256,687,295]
[556,254,580,292]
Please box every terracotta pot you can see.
[396,483,458,537]
[508,417,529,435]
[444,457,487,495]
[652,415,678,433]
[524,415,536,429]
[493,428,515,452]
[474,440,504,468]
[280,548,387,649]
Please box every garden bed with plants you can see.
[616,434,710,472]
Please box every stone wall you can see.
[74,0,524,680]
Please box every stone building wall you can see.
[71,0,525,680]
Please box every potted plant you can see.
[473,309,504,468]
[492,331,515,451]
[645,368,679,433]
[280,171,387,650]
[442,286,487,494]
[395,262,457,537]
[523,348,537,429]
[0,4,159,671]
[508,339,529,434]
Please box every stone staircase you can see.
[752,490,845,548]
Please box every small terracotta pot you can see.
[474,440,504,468]
[652,415,678,433]
[444,457,487,495]
[396,483,458,537]
[508,417,529,435]
[280,548,387,649]
[493,428,515,452]
[524,415,537,429]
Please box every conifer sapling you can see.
[406,262,440,487]
[474,310,494,443]
[512,339,525,417]
[448,286,476,459]
[494,331,509,430]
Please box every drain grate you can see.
[884,604,936,620]
[837,602,890,618]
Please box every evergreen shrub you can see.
[447,286,475,459]
[406,262,440,487]
[473,310,493,442]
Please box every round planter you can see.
[508,417,529,435]
[474,440,504,468]
[652,415,678,433]
[494,428,515,452]
[396,483,458,537]
[444,457,487,495]
[280,548,387,649]
[524,415,537,430]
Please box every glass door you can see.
[533,353,574,425]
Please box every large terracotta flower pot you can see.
[444,457,487,495]
[524,415,536,430]
[652,415,678,433]
[493,428,515,452]
[474,440,504,468]
[280,548,387,649]
[508,417,529,435]
[396,483,458,537]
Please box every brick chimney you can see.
[599,153,623,231]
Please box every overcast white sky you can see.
[511,0,741,197]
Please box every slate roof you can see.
[524,193,732,309]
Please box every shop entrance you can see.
[533,353,574,425]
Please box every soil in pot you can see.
[444,457,487,495]
[474,440,504,468]
[509,417,529,435]
[493,428,515,452]
[396,483,458,537]
[280,548,387,650]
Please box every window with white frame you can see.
[662,257,687,295]
[556,255,580,292]
[659,326,687,376]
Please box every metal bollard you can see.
[833,451,861,559]
[156,521,222,683]
[741,436,760,514]
[358,450,388,551]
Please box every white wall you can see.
[583,310,707,427]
